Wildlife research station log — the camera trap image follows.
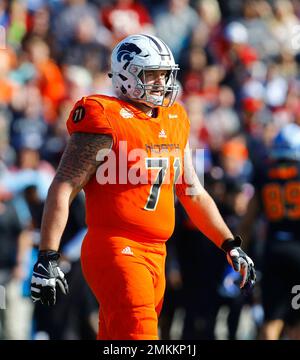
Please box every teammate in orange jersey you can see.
[30,34,256,340]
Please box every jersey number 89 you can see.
[262,182,300,221]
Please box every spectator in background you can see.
[6,0,28,48]
[241,0,279,58]
[0,186,32,340]
[269,0,300,56]
[22,36,66,123]
[101,0,154,44]
[10,84,48,151]
[61,15,110,75]
[180,46,208,95]
[0,146,54,228]
[219,136,252,186]
[0,0,9,28]
[183,94,209,150]
[195,0,221,31]
[40,102,70,169]
[213,21,258,95]
[26,5,53,48]
[0,109,15,167]
[204,86,240,152]
[0,48,18,105]
[154,0,200,61]
[53,0,111,50]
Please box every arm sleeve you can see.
[66,97,117,145]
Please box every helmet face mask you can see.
[110,34,179,108]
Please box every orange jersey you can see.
[67,95,190,240]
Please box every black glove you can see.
[31,250,69,306]
[221,236,256,294]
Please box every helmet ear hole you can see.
[118,74,128,81]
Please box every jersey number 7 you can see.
[144,157,181,211]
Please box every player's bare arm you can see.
[55,132,113,196]
[40,133,113,251]
[176,143,233,248]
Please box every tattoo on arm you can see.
[55,132,113,191]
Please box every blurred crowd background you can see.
[0,0,300,340]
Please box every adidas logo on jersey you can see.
[121,246,134,256]
[168,114,178,119]
[159,129,167,138]
[120,108,134,118]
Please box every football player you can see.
[240,123,300,339]
[31,34,255,339]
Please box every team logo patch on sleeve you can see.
[120,108,134,118]
[72,106,86,123]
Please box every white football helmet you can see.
[110,34,179,108]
